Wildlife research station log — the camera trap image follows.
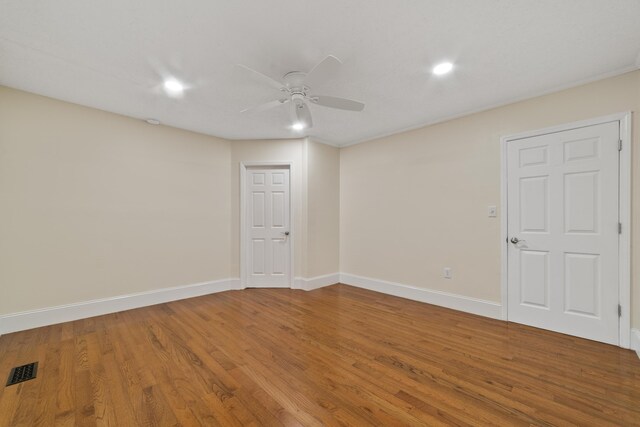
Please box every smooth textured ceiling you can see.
[1,1,640,146]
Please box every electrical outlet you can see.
[443,267,452,279]
[488,205,497,217]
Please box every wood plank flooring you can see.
[0,284,639,426]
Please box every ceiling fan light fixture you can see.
[292,122,305,131]
[432,62,454,76]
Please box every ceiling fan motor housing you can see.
[291,93,305,106]
[283,71,307,90]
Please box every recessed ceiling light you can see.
[145,118,160,125]
[292,122,305,131]
[432,62,454,76]
[163,79,184,95]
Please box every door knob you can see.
[510,237,520,244]
[282,231,290,236]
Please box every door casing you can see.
[240,161,295,289]
[500,112,632,348]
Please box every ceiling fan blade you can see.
[240,98,288,113]
[236,64,284,90]
[310,95,365,112]
[303,55,341,88]
[295,102,313,128]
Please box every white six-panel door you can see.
[245,167,291,287]
[507,121,620,345]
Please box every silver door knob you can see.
[510,237,520,244]
[283,231,290,236]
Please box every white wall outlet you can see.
[443,267,452,279]
[488,205,497,217]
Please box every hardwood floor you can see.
[0,284,639,426]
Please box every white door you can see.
[507,121,620,345]
[245,167,291,287]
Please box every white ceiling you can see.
[1,1,639,146]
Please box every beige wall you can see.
[0,86,340,318]
[340,70,640,327]
[306,141,340,278]
[0,86,232,315]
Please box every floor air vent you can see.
[6,362,38,386]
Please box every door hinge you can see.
[618,222,622,234]
[618,304,622,317]
[618,139,623,151]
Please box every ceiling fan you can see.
[238,55,364,129]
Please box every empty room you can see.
[1,1,640,425]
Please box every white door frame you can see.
[500,112,632,348]
[240,161,295,289]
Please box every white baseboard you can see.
[631,329,640,359]
[0,278,238,335]
[228,277,242,290]
[294,273,340,291]
[339,273,502,319]
[2,271,627,352]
